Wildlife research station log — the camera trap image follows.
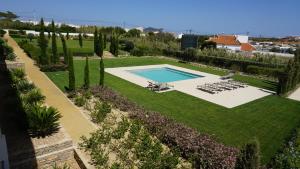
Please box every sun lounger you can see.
[220,73,234,80]
[151,82,173,91]
[197,86,216,94]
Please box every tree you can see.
[292,49,300,86]
[126,29,141,37]
[37,18,49,65]
[79,33,83,48]
[277,50,300,95]
[99,57,104,86]
[59,33,68,64]
[98,32,104,57]
[68,50,75,91]
[83,56,90,89]
[66,31,70,40]
[94,28,99,55]
[103,34,107,50]
[235,139,260,169]
[51,20,58,64]
[201,41,217,50]
[110,33,119,56]
[47,31,51,39]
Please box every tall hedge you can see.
[68,50,75,91]
[277,49,300,95]
[37,18,48,65]
[83,56,90,88]
[51,20,58,64]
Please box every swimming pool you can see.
[128,67,204,83]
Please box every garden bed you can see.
[68,89,193,168]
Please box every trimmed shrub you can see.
[6,52,16,61]
[163,48,286,77]
[246,65,283,77]
[39,64,68,72]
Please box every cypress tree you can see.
[83,56,90,89]
[66,31,70,40]
[37,18,48,65]
[292,49,300,85]
[286,60,295,91]
[68,50,75,91]
[103,34,107,49]
[98,32,104,57]
[235,139,260,169]
[59,33,68,64]
[110,33,119,56]
[51,20,58,64]
[94,28,99,55]
[48,31,51,39]
[99,57,104,86]
[79,33,83,48]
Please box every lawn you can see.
[46,57,300,164]
[14,37,94,54]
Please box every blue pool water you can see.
[128,67,204,83]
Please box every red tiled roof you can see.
[210,35,240,46]
[241,43,255,51]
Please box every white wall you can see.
[236,35,248,43]
[5,29,94,37]
[217,45,241,51]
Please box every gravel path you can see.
[5,34,96,143]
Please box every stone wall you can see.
[9,128,80,169]
[5,58,25,70]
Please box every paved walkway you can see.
[288,87,300,102]
[5,34,96,143]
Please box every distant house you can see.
[181,34,199,50]
[143,27,163,34]
[209,35,255,52]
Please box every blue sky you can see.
[1,0,299,37]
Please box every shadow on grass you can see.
[262,80,278,91]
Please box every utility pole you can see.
[123,21,126,29]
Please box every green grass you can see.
[46,57,300,164]
[14,37,94,54]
